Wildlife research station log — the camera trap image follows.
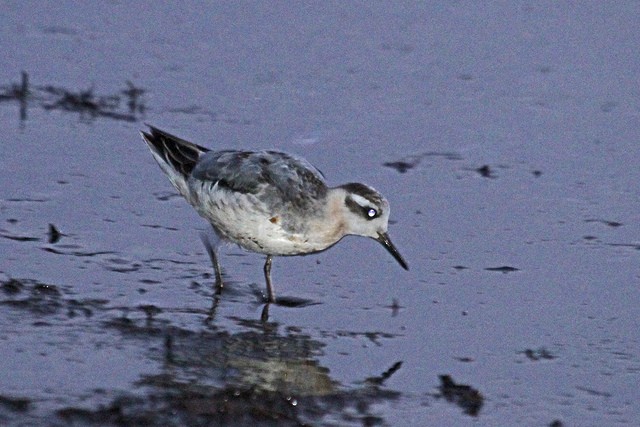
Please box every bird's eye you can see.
[367,208,378,219]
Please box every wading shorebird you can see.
[141,126,408,302]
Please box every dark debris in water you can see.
[364,361,403,386]
[1,278,25,295]
[0,71,29,120]
[484,266,519,274]
[42,246,116,258]
[575,386,612,398]
[0,395,31,413]
[138,304,163,321]
[271,295,318,308]
[0,232,40,242]
[520,347,557,361]
[606,242,640,251]
[383,159,419,174]
[0,71,146,122]
[584,218,623,228]
[320,329,400,347]
[383,151,463,173]
[153,191,183,202]
[437,375,484,417]
[0,278,105,318]
[0,71,29,102]
[384,298,403,316]
[476,164,496,178]
[48,223,62,244]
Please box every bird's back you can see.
[141,126,327,207]
[192,150,328,211]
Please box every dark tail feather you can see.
[141,125,209,178]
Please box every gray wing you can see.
[191,150,328,210]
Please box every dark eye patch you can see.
[345,196,380,220]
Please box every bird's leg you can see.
[210,249,223,292]
[260,303,270,323]
[205,292,222,325]
[200,233,223,293]
[263,255,276,303]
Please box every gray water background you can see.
[1,2,639,425]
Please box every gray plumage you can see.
[193,150,328,210]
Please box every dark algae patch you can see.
[0,71,145,122]
[437,375,483,417]
[0,395,31,412]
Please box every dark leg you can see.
[263,255,276,302]
[260,303,270,323]
[205,292,221,325]
[200,233,223,293]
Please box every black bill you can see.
[376,232,409,270]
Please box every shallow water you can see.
[1,2,639,425]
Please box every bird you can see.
[141,125,408,303]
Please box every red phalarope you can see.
[141,126,408,302]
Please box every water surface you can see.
[1,2,639,425]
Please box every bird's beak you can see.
[376,232,409,270]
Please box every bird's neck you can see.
[312,188,349,243]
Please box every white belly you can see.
[188,182,333,255]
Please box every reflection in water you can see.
[107,311,401,425]
[0,277,403,426]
